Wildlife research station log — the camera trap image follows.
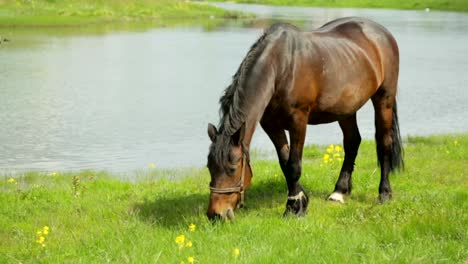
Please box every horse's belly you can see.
[307,111,353,125]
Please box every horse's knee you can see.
[287,162,302,181]
[279,144,290,164]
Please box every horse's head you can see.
[206,123,252,222]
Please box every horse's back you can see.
[314,17,399,83]
[323,17,400,99]
[316,17,397,46]
[265,17,399,123]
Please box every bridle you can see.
[209,153,247,208]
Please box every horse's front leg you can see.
[260,119,290,174]
[284,112,309,216]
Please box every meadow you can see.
[0,134,466,263]
[0,0,248,27]
[210,0,468,12]
[1,0,467,28]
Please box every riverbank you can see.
[2,0,467,29]
[209,0,468,12]
[1,134,466,263]
[0,0,249,27]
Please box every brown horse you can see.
[206,17,403,221]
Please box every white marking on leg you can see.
[328,192,345,204]
[288,191,305,201]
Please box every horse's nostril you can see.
[207,212,224,221]
[226,208,235,222]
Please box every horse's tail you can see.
[389,101,404,172]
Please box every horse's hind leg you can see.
[328,114,361,203]
[372,84,404,203]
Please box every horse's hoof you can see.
[283,191,309,217]
[327,192,345,204]
[379,192,392,203]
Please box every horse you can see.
[206,17,404,221]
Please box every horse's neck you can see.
[241,63,276,150]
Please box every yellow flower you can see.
[186,241,193,247]
[323,154,330,160]
[42,226,50,235]
[187,256,194,264]
[7,178,16,183]
[333,153,341,158]
[189,223,196,232]
[175,235,185,245]
[37,236,45,244]
[234,248,240,257]
[335,145,342,152]
[180,262,185,264]
[148,163,155,169]
[50,172,57,176]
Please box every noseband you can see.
[209,153,247,208]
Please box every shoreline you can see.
[207,0,468,12]
[0,1,250,28]
[1,0,467,29]
[1,133,466,178]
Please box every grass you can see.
[0,134,467,263]
[210,0,468,12]
[0,0,249,27]
[2,0,466,29]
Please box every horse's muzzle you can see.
[207,208,235,222]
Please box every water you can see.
[1,4,467,173]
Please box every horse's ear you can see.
[232,123,245,146]
[207,123,218,142]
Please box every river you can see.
[1,3,467,173]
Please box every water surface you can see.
[1,4,467,173]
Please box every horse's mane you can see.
[218,31,270,137]
[211,23,298,167]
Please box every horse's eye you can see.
[227,166,237,176]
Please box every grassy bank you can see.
[1,134,467,263]
[211,0,468,12]
[0,0,248,27]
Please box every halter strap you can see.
[209,153,247,208]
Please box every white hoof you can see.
[288,191,306,201]
[328,192,345,204]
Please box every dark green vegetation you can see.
[1,134,467,263]
[211,0,468,12]
[0,0,248,27]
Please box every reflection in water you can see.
[1,4,467,173]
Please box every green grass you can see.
[0,0,249,27]
[2,0,466,29]
[210,0,468,12]
[1,134,467,263]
